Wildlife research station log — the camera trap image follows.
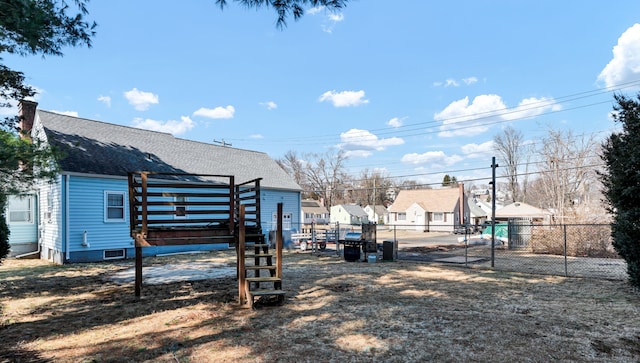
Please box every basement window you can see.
[104,249,125,260]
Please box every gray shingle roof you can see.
[340,204,368,217]
[37,110,301,191]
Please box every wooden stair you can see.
[237,204,286,308]
[241,242,285,308]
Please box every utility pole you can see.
[491,156,499,267]
[213,139,231,147]
[373,178,376,224]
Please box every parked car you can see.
[453,225,473,234]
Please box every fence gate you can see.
[508,218,532,249]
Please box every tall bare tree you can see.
[349,169,393,207]
[276,150,305,188]
[278,149,348,208]
[532,129,599,223]
[493,126,524,203]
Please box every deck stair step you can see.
[245,253,273,258]
[246,276,281,283]
[245,265,277,271]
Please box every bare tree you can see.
[493,126,524,203]
[532,129,600,223]
[292,149,348,208]
[349,169,393,207]
[276,150,305,188]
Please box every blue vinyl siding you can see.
[68,176,132,253]
[40,174,300,263]
[260,189,301,232]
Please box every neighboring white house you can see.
[387,186,469,232]
[363,205,388,224]
[467,198,488,226]
[329,204,369,225]
[301,199,330,226]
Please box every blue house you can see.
[6,100,301,264]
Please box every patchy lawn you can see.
[1,250,639,362]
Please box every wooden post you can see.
[238,205,246,305]
[135,246,142,297]
[141,172,148,236]
[276,203,283,279]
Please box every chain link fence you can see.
[412,223,627,280]
[263,220,627,280]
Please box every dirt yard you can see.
[1,249,639,362]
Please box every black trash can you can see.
[382,240,396,261]
[344,245,361,262]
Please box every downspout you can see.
[65,174,70,261]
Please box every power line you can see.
[228,80,638,147]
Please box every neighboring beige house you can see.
[301,199,330,225]
[364,205,388,224]
[330,204,369,225]
[387,186,469,232]
[495,202,552,224]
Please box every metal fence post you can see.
[564,224,568,277]
[336,221,340,256]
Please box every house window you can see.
[433,212,444,222]
[104,191,125,222]
[46,190,53,223]
[8,196,34,223]
[175,196,187,218]
[398,213,406,221]
[272,212,292,230]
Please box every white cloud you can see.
[338,128,404,157]
[307,6,324,15]
[504,97,562,121]
[124,88,159,111]
[51,110,79,117]
[260,101,277,110]
[434,76,478,88]
[445,79,459,87]
[387,117,405,128]
[97,95,111,107]
[463,77,478,85]
[249,134,263,139]
[598,23,640,89]
[193,105,235,119]
[328,13,344,22]
[319,90,369,107]
[435,94,560,137]
[461,140,494,159]
[131,116,194,135]
[401,151,464,167]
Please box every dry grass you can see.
[1,250,640,362]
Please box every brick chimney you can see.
[18,100,38,140]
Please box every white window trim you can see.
[272,212,292,230]
[8,195,34,224]
[104,191,126,223]
[433,212,444,222]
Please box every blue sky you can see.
[5,1,640,187]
